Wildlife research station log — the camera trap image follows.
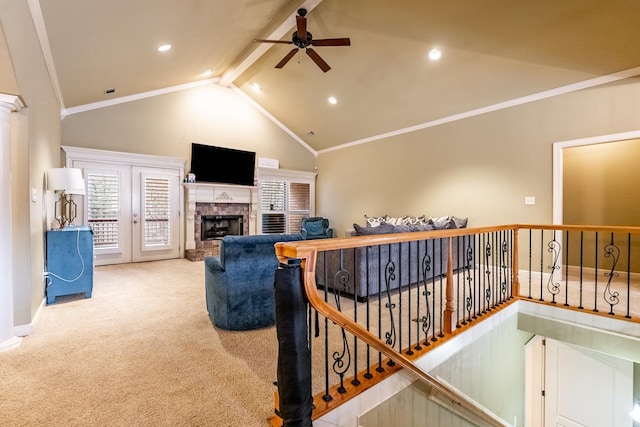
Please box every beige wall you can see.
[563,138,640,271]
[1,0,63,327]
[317,80,640,237]
[61,84,317,173]
[564,138,640,226]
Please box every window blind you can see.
[87,172,119,248]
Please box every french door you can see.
[74,161,181,265]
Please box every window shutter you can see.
[259,179,311,234]
[87,172,119,248]
[143,176,171,245]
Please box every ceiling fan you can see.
[253,8,350,72]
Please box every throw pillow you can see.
[353,222,395,235]
[452,216,468,228]
[364,214,386,227]
[429,215,450,229]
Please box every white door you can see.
[74,162,180,265]
[131,167,180,263]
[544,338,633,427]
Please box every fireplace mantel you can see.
[183,182,259,252]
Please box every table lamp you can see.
[47,168,86,229]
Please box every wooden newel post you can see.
[443,237,455,334]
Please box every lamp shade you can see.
[47,168,85,194]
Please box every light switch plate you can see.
[525,196,536,205]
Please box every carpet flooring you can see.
[0,259,276,427]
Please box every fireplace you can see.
[201,215,244,240]
[183,182,259,261]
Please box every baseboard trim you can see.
[14,297,45,337]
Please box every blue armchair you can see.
[204,233,303,330]
[300,217,333,240]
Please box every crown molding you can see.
[319,66,640,155]
[62,78,220,117]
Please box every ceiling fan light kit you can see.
[253,8,350,72]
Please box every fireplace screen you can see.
[201,215,243,240]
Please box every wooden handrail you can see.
[276,237,511,427]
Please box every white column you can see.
[0,94,24,351]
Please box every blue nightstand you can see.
[46,226,94,304]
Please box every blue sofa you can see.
[204,233,303,330]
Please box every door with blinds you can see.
[260,179,311,234]
[131,167,180,262]
[75,161,180,265]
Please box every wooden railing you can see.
[273,224,640,426]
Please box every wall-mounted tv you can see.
[189,143,256,186]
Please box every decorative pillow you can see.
[429,215,450,229]
[385,216,407,226]
[404,215,426,225]
[452,216,468,228]
[433,218,457,230]
[364,214,386,227]
[353,222,395,235]
[413,223,435,232]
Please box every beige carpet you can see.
[0,259,277,427]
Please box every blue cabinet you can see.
[46,226,94,304]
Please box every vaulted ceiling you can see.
[35,0,640,153]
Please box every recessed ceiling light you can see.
[251,82,262,92]
[328,96,337,105]
[157,44,172,52]
[428,48,442,61]
[200,69,212,77]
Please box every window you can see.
[143,175,171,246]
[258,168,316,235]
[87,172,119,249]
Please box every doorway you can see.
[526,336,633,427]
[63,147,185,266]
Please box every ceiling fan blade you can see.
[296,15,307,42]
[275,48,299,69]
[306,48,331,72]
[253,39,293,44]
[311,38,351,47]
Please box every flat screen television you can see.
[189,143,256,186]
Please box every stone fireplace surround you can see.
[184,182,259,261]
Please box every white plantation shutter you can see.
[87,172,120,248]
[143,176,171,246]
[261,180,286,234]
[288,182,310,233]
[259,179,311,234]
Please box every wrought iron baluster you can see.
[420,248,432,345]
[464,243,474,322]
[546,232,561,303]
[383,255,397,348]
[484,236,492,312]
[329,251,352,394]
[602,233,620,315]
[500,233,508,302]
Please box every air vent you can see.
[104,88,116,95]
[305,130,315,136]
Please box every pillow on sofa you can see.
[353,222,395,235]
[364,214,386,227]
[452,216,468,228]
[429,215,450,229]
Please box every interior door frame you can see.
[62,146,186,260]
[552,129,640,225]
